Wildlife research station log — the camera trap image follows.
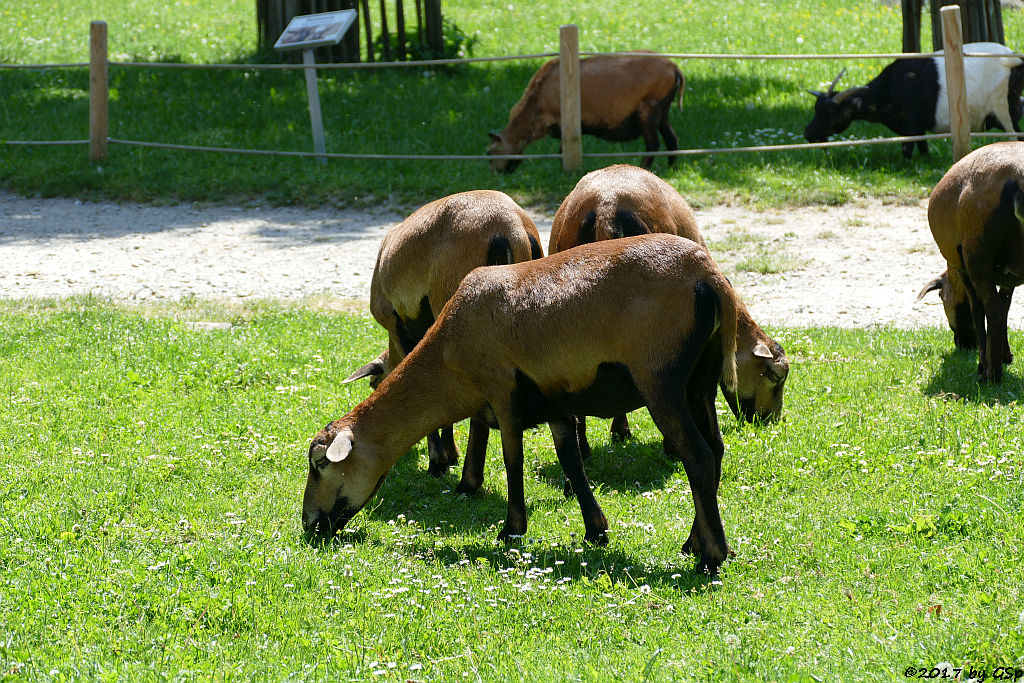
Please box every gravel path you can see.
[2,190,1016,330]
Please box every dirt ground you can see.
[2,190,1015,331]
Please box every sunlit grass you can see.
[1,299,1022,679]
[4,1,1024,206]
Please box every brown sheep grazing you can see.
[916,141,1024,383]
[304,234,739,575]
[547,164,789,445]
[487,53,684,173]
[343,190,544,476]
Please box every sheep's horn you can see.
[826,67,847,96]
[916,273,947,302]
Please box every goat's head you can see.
[486,131,521,173]
[803,69,869,143]
[723,338,790,423]
[917,270,977,349]
[302,424,388,541]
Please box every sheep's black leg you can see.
[564,415,590,498]
[672,328,727,561]
[976,280,1007,383]
[638,341,729,575]
[455,417,490,495]
[999,286,1015,364]
[648,394,727,575]
[639,108,662,169]
[658,114,679,167]
[550,418,609,545]
[609,414,632,441]
[426,425,458,477]
[574,415,592,461]
[496,423,527,542]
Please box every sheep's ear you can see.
[753,341,773,359]
[916,274,946,302]
[326,426,355,463]
[343,352,387,384]
[489,131,502,142]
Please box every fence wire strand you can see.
[4,46,1021,159]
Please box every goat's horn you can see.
[832,85,869,105]
[826,67,847,96]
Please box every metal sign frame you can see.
[274,10,356,52]
[274,10,357,163]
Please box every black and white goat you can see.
[804,42,1024,158]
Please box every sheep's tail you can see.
[718,283,738,396]
[1013,180,1024,227]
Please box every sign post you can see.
[274,10,357,164]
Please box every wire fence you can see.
[3,21,1022,163]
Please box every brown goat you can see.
[487,53,684,172]
[343,190,544,475]
[304,234,739,575]
[916,142,1024,383]
[547,165,789,446]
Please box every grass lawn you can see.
[1,299,1022,680]
[4,0,1024,207]
[3,2,1024,680]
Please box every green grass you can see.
[1,298,1022,680]
[4,0,1020,207]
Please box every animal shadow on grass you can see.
[429,540,725,592]
[356,445,519,537]
[922,348,1024,404]
[537,438,677,494]
[311,440,726,586]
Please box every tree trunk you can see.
[930,0,1004,51]
[901,0,922,53]
[424,0,443,56]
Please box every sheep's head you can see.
[487,132,521,173]
[917,270,977,349]
[803,69,868,143]
[723,338,790,423]
[302,423,388,540]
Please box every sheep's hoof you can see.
[585,528,610,546]
[497,525,526,544]
[694,545,730,577]
[427,459,451,478]
[610,426,632,442]
[681,531,700,556]
[696,556,723,578]
[563,478,576,499]
[453,479,480,496]
[978,363,1003,384]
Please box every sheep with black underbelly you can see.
[546,164,789,442]
[487,52,684,172]
[804,42,1024,159]
[303,234,739,575]
[916,142,1024,383]
[342,190,544,476]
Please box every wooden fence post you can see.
[941,5,970,162]
[559,24,582,173]
[89,20,108,162]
